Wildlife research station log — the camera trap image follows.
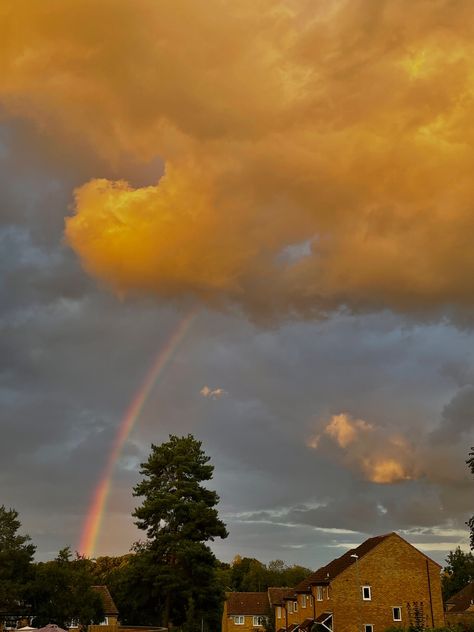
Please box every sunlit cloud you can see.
[1,1,474,321]
[307,413,417,484]
[200,385,227,399]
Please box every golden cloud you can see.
[3,1,474,319]
[307,413,417,484]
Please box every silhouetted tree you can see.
[133,434,228,629]
[442,547,474,600]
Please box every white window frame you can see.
[309,595,314,607]
[317,586,324,601]
[234,616,245,625]
[302,594,307,608]
[392,607,402,622]
[364,625,373,632]
[276,607,281,619]
[253,616,266,626]
[362,586,372,601]
[327,586,330,600]
[294,601,298,612]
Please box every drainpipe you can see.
[285,602,289,632]
[426,559,435,627]
[312,589,316,620]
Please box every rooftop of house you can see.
[294,531,441,594]
[446,582,474,613]
[92,585,119,616]
[226,593,270,616]
[294,533,392,593]
[267,588,295,608]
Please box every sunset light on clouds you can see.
[0,0,473,564]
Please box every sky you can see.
[1,0,474,568]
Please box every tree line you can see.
[1,439,473,632]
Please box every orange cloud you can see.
[307,413,417,484]
[2,1,474,319]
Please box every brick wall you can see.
[328,535,444,632]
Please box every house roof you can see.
[92,585,119,615]
[446,582,474,613]
[268,588,295,607]
[295,532,441,593]
[226,593,270,616]
[295,534,391,592]
[299,619,315,631]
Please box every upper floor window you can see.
[294,601,298,612]
[392,607,402,622]
[276,607,281,619]
[288,601,293,613]
[327,586,331,600]
[364,625,373,632]
[234,616,245,625]
[317,586,324,601]
[302,594,307,608]
[362,586,372,601]
[309,595,314,607]
[253,616,266,626]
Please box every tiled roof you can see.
[446,582,474,613]
[315,612,332,624]
[226,593,270,616]
[299,619,315,631]
[295,534,393,592]
[268,588,295,607]
[92,585,119,615]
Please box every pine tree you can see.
[467,448,474,549]
[133,434,228,629]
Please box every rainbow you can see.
[78,308,198,557]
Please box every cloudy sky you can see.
[1,0,474,568]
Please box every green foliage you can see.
[132,434,228,628]
[226,555,311,592]
[0,505,35,617]
[442,547,474,600]
[29,553,104,629]
[467,448,474,550]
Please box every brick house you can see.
[445,581,474,626]
[272,532,444,632]
[222,593,270,632]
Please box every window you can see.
[276,607,282,619]
[327,586,331,600]
[288,601,293,613]
[364,625,373,632]
[234,616,245,625]
[294,601,298,612]
[362,586,372,601]
[309,595,314,607]
[302,594,307,608]
[317,586,324,601]
[393,607,402,622]
[253,616,266,626]
[100,618,109,626]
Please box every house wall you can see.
[329,535,444,632]
[222,602,266,632]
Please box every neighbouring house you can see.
[222,593,270,632]
[92,587,119,626]
[271,532,444,632]
[445,581,474,626]
[70,585,119,631]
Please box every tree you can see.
[442,547,474,600]
[133,434,228,629]
[30,549,104,629]
[0,506,35,620]
[468,448,474,549]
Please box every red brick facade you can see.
[273,533,444,632]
